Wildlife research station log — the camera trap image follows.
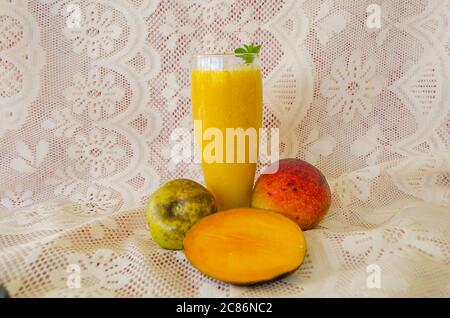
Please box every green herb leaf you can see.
[234,43,261,64]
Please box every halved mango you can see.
[183,208,307,285]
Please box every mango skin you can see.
[251,159,331,230]
[146,179,217,250]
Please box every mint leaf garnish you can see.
[234,43,261,64]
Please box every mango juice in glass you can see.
[191,54,263,211]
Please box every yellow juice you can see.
[192,65,263,211]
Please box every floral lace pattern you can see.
[68,128,126,178]
[49,249,132,297]
[63,4,122,59]
[0,0,45,136]
[0,0,449,297]
[321,50,383,123]
[64,68,125,120]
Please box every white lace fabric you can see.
[0,0,449,297]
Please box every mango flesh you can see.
[146,179,217,250]
[183,208,306,285]
[251,159,331,230]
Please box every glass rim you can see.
[195,53,259,57]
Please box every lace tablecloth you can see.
[0,0,449,297]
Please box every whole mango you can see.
[146,179,217,249]
[251,159,331,230]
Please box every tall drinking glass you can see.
[191,54,263,211]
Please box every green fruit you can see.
[146,179,217,250]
